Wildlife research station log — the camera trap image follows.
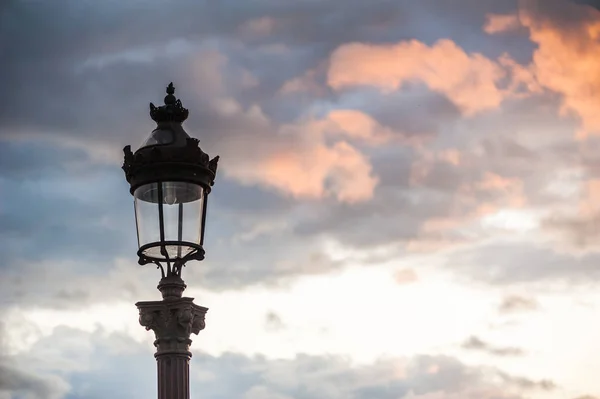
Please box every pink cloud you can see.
[523,8,600,137]
[255,140,378,203]
[325,109,395,145]
[394,268,418,285]
[486,1,600,138]
[327,39,507,116]
[484,13,522,34]
[220,108,380,203]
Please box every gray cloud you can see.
[265,311,285,332]
[0,152,136,267]
[0,362,69,399]
[335,85,462,139]
[447,240,600,285]
[0,139,90,179]
[523,0,600,30]
[461,336,526,357]
[0,1,412,140]
[541,212,600,252]
[0,322,69,399]
[574,0,600,10]
[498,295,540,314]
[497,371,556,392]
[0,326,556,399]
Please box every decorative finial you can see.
[149,82,189,123]
[164,82,176,105]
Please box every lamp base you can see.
[157,276,187,300]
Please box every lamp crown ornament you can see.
[122,82,220,193]
[149,82,190,123]
[121,140,220,188]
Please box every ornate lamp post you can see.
[122,83,219,399]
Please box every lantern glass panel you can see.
[134,182,204,260]
[134,183,160,251]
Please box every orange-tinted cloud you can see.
[578,179,600,217]
[394,268,418,285]
[280,64,328,96]
[484,13,522,34]
[221,107,380,203]
[328,39,506,116]
[498,54,543,96]
[185,48,383,204]
[521,3,600,137]
[327,1,600,139]
[464,172,527,216]
[476,172,523,193]
[326,109,395,145]
[280,67,322,95]
[486,1,600,138]
[260,140,378,203]
[227,138,379,203]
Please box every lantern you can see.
[122,83,219,278]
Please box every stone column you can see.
[136,276,208,399]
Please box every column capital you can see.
[136,297,208,357]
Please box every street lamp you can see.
[122,83,219,399]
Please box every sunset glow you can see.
[2,1,600,398]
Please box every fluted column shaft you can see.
[156,353,190,399]
[136,276,208,399]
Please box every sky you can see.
[2,0,600,398]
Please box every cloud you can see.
[0,362,70,399]
[2,42,382,205]
[0,258,161,311]
[498,295,540,313]
[212,105,384,203]
[483,0,600,137]
[484,13,523,34]
[2,1,599,397]
[394,269,419,285]
[1,0,569,291]
[265,312,285,332]
[0,326,557,399]
[447,239,600,285]
[461,336,526,357]
[225,129,379,203]
[496,371,556,392]
[575,0,600,10]
[327,39,507,115]
[539,177,600,252]
[0,0,596,314]
[0,145,136,267]
[0,1,587,299]
[0,322,70,399]
[0,0,456,146]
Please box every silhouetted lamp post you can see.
[122,83,219,399]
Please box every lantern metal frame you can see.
[122,83,219,278]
